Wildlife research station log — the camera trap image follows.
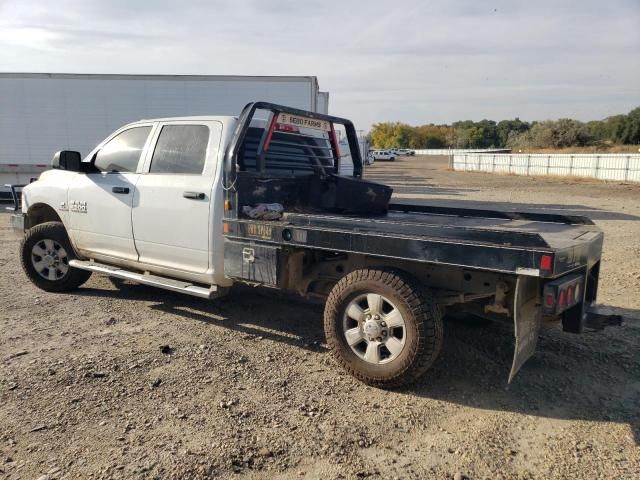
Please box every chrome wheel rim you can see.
[31,239,69,281]
[342,293,406,365]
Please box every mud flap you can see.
[509,275,542,383]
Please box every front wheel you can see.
[20,221,92,292]
[324,269,443,388]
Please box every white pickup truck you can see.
[10,102,619,388]
[370,150,396,162]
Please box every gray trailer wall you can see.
[317,91,329,115]
[0,73,324,165]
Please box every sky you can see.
[0,0,639,131]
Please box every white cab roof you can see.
[135,115,238,123]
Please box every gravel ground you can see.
[1,156,639,480]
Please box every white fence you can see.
[453,153,640,182]
[414,148,511,156]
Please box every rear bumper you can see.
[10,213,25,239]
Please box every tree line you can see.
[369,107,640,150]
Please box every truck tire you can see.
[20,221,92,292]
[324,268,443,388]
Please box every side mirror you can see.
[51,151,82,172]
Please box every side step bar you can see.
[69,259,218,299]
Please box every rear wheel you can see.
[324,268,443,388]
[20,221,92,292]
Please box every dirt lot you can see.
[1,156,639,480]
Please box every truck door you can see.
[131,121,222,274]
[68,125,154,261]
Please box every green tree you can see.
[496,118,530,147]
[586,120,608,144]
[410,124,450,148]
[621,107,640,144]
[508,119,592,149]
[452,121,484,148]
[369,122,413,148]
[368,106,639,150]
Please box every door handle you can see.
[183,191,206,200]
[112,186,130,194]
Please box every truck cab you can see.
[18,116,237,288]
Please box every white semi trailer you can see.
[0,73,330,191]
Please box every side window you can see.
[94,127,151,173]
[149,125,209,174]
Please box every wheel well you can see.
[27,203,62,228]
[284,249,508,305]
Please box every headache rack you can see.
[224,102,364,190]
[239,126,336,175]
[222,102,390,218]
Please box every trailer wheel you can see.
[20,221,92,292]
[324,268,443,388]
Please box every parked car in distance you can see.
[397,148,415,156]
[370,150,396,161]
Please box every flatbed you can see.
[224,201,603,279]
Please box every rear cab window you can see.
[149,125,210,174]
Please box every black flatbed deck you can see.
[224,202,604,279]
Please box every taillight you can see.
[567,286,573,303]
[545,293,555,307]
[542,273,584,316]
[540,254,553,271]
[559,289,567,307]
